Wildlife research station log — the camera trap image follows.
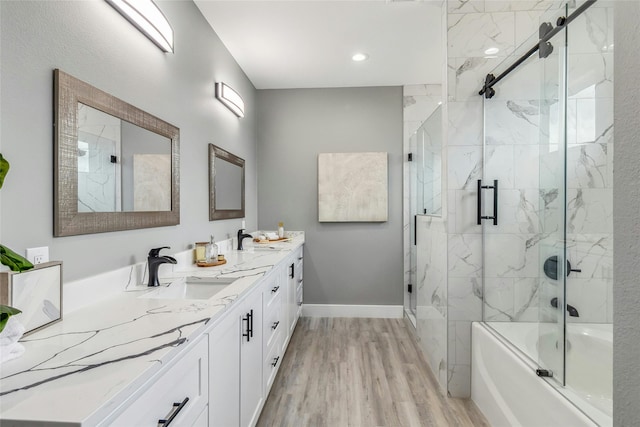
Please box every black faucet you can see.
[550,297,580,317]
[237,228,253,251]
[147,246,177,287]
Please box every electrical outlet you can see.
[26,247,49,265]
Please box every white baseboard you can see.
[302,304,403,319]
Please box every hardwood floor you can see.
[257,317,490,427]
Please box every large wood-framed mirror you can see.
[209,144,245,221]
[53,69,180,236]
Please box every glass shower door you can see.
[481,5,568,385]
[536,7,568,385]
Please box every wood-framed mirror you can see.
[53,69,180,236]
[209,144,245,221]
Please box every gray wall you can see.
[257,87,403,306]
[613,2,640,425]
[0,1,257,282]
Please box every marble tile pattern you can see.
[416,216,448,389]
[441,0,613,398]
[0,234,305,425]
[77,132,120,213]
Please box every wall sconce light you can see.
[106,0,174,53]
[215,83,245,118]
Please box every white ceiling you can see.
[193,1,443,89]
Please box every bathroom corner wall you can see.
[613,2,640,423]
[444,0,563,397]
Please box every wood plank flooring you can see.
[257,317,490,427]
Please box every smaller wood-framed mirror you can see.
[209,144,245,221]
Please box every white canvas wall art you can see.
[318,152,388,222]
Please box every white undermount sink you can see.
[139,276,236,300]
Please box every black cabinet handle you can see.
[271,356,280,367]
[249,309,254,338]
[242,310,253,342]
[298,256,303,261]
[272,321,280,330]
[477,179,498,225]
[158,397,189,426]
[271,285,280,293]
[298,279,303,284]
[242,313,250,342]
[414,215,417,246]
[289,263,295,278]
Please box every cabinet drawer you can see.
[296,284,303,315]
[263,291,283,351]
[107,336,208,427]
[263,328,284,396]
[263,277,283,313]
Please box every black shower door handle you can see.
[477,179,498,226]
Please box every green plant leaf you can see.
[0,153,9,189]
[0,305,22,333]
[0,244,34,272]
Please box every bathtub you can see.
[471,322,612,427]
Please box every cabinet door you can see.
[287,259,297,336]
[209,309,241,427]
[240,288,264,427]
[295,248,303,321]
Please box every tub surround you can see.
[0,232,304,425]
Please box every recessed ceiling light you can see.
[484,47,499,55]
[352,53,369,62]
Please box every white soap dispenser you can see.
[278,222,284,239]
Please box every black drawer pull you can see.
[271,285,280,293]
[298,257,303,261]
[298,279,303,284]
[158,397,189,426]
[272,321,280,330]
[271,356,280,367]
[289,263,295,278]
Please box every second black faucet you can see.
[237,228,253,251]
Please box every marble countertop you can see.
[0,233,304,426]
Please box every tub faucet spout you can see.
[550,297,580,317]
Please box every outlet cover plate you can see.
[26,247,49,265]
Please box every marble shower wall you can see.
[416,215,448,390]
[564,3,614,324]
[444,0,614,397]
[482,3,614,326]
[445,0,565,398]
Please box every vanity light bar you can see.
[106,0,174,53]
[215,82,245,118]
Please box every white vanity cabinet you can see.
[209,279,264,427]
[105,335,209,427]
[0,239,305,427]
